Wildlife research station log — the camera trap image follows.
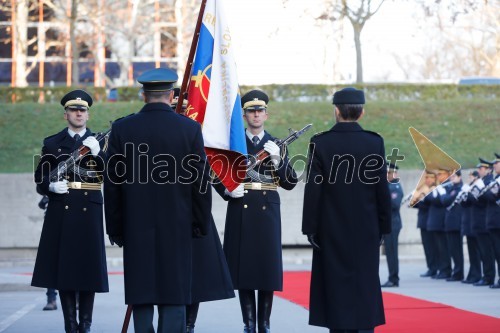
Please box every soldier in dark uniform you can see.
[171,87,235,333]
[32,90,109,333]
[466,158,495,286]
[104,68,213,333]
[486,154,500,289]
[215,89,297,333]
[439,170,464,281]
[413,171,439,278]
[424,168,453,279]
[460,171,482,284]
[302,87,392,333]
[381,163,404,287]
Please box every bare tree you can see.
[395,0,498,80]
[315,0,386,83]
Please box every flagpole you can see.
[175,0,207,114]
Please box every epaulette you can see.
[112,113,135,124]
[364,130,382,138]
[311,130,329,139]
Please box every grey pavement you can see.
[0,250,499,332]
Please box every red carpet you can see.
[277,271,500,333]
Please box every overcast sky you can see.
[223,0,429,85]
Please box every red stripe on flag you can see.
[206,147,246,192]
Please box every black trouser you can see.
[383,228,400,283]
[477,232,495,282]
[489,229,500,282]
[433,231,451,276]
[421,229,438,273]
[46,288,57,302]
[133,304,185,333]
[465,236,482,282]
[446,231,464,278]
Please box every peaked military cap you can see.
[476,157,493,168]
[137,67,178,92]
[494,153,500,163]
[61,89,93,110]
[333,87,365,105]
[241,89,269,111]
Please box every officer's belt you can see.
[68,182,102,190]
[243,183,277,191]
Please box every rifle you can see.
[246,124,312,172]
[48,128,111,183]
[446,179,478,211]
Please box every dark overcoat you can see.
[389,181,404,230]
[424,191,447,231]
[104,103,212,305]
[465,177,490,234]
[302,122,391,330]
[440,182,463,232]
[414,200,430,229]
[484,175,500,230]
[191,214,234,302]
[215,131,297,291]
[32,128,109,292]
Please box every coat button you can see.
[65,205,69,209]
[263,191,266,195]
[262,205,266,210]
[244,204,248,208]
[83,208,87,212]
[84,192,88,195]
[244,190,248,194]
[58,149,61,152]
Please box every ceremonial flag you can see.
[185,0,247,191]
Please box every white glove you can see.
[431,188,438,198]
[49,180,68,194]
[461,184,471,192]
[83,137,100,156]
[437,185,446,196]
[496,177,500,186]
[224,183,244,198]
[263,140,281,167]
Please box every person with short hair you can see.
[486,154,500,288]
[302,87,392,333]
[439,170,465,281]
[32,90,109,333]
[381,163,404,288]
[104,68,213,333]
[215,89,298,333]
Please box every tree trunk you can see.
[353,23,363,84]
[70,0,79,86]
[14,0,28,87]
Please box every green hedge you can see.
[0,83,498,103]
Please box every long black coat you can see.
[32,128,109,292]
[215,131,297,291]
[104,103,212,305]
[302,122,391,330]
[484,175,500,230]
[191,214,234,302]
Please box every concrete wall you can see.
[0,171,425,254]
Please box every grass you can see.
[0,99,498,173]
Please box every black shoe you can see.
[239,290,256,333]
[462,279,479,284]
[446,276,463,282]
[420,270,437,278]
[43,300,57,311]
[473,279,493,286]
[434,273,451,280]
[489,282,500,289]
[381,281,399,288]
[257,291,273,333]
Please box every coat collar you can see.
[56,128,91,149]
[331,122,363,132]
[139,102,174,113]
